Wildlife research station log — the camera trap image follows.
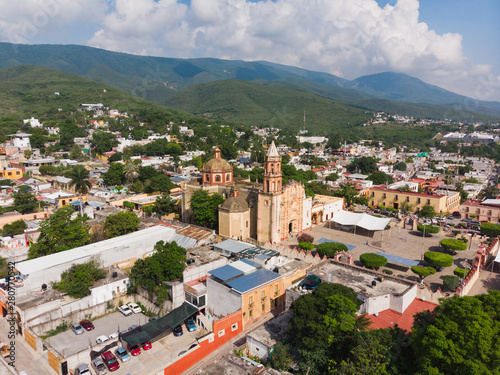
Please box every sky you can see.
[1,0,499,102]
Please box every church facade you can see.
[182,142,343,244]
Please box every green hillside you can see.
[0,65,168,117]
[165,80,372,134]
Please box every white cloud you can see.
[0,0,499,102]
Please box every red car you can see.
[102,350,120,372]
[128,344,141,356]
[142,341,152,350]
[80,320,95,331]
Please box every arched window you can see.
[271,164,274,173]
[205,174,209,182]
[267,181,270,192]
[215,175,221,182]
[226,174,230,181]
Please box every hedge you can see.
[298,242,314,251]
[424,251,454,268]
[440,239,467,251]
[411,266,436,279]
[417,224,440,234]
[297,233,314,244]
[481,222,500,236]
[454,268,469,278]
[316,242,348,258]
[360,253,388,268]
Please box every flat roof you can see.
[16,225,180,275]
[214,239,256,254]
[226,268,281,293]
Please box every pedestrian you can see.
[404,237,407,242]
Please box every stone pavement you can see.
[278,220,484,293]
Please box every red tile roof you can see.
[368,298,438,331]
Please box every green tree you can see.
[14,186,38,214]
[417,224,439,235]
[360,253,387,269]
[418,205,436,219]
[399,201,414,215]
[67,165,92,203]
[412,291,500,374]
[1,220,27,236]
[102,163,125,186]
[154,194,176,216]
[91,130,118,155]
[190,190,225,229]
[332,182,358,208]
[104,211,140,239]
[28,206,90,258]
[423,251,453,268]
[54,258,106,299]
[348,157,377,174]
[440,238,468,252]
[299,242,314,251]
[145,174,174,193]
[480,222,500,236]
[268,343,293,372]
[317,242,348,257]
[393,161,407,171]
[411,266,436,282]
[367,171,394,185]
[124,160,141,182]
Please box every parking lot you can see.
[47,311,148,358]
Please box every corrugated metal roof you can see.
[214,239,256,254]
[209,264,245,281]
[226,268,281,293]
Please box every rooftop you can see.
[247,311,292,348]
[309,260,414,298]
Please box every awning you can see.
[330,210,391,231]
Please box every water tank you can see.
[41,284,47,291]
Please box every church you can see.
[181,142,343,244]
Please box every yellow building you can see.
[0,168,23,180]
[367,186,460,213]
[56,194,87,208]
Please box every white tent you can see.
[330,210,391,231]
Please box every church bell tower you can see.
[263,141,282,194]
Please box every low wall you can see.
[0,210,52,228]
[265,243,328,265]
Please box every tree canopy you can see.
[28,205,90,258]
[14,186,38,214]
[190,190,225,229]
[316,242,348,258]
[440,238,468,252]
[54,258,106,299]
[424,251,454,268]
[67,165,92,196]
[417,224,440,235]
[360,253,387,268]
[104,210,140,239]
[480,222,500,236]
[417,205,436,219]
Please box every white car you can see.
[118,304,132,316]
[128,302,142,314]
[96,335,109,344]
[108,332,119,340]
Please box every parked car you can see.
[173,326,183,337]
[96,335,109,344]
[127,344,141,356]
[114,347,131,363]
[127,302,142,314]
[185,318,196,332]
[71,323,84,335]
[91,357,108,375]
[142,341,152,350]
[118,304,132,316]
[80,320,95,331]
[102,351,120,372]
[74,364,91,375]
[128,325,138,331]
[108,332,119,340]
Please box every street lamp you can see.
[421,221,426,261]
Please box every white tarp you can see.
[331,210,391,231]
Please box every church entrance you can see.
[289,222,293,234]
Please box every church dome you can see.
[203,148,231,171]
[221,196,249,211]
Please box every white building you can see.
[23,117,42,128]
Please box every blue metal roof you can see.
[375,252,419,267]
[239,258,261,268]
[226,268,281,293]
[317,238,356,251]
[209,264,245,281]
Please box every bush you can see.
[298,242,314,251]
[377,205,385,210]
[481,222,500,236]
[443,275,460,291]
[452,230,461,236]
[297,233,314,244]
[382,269,393,275]
[360,253,387,268]
[411,266,437,279]
[417,224,440,235]
[440,239,467,252]
[316,242,348,257]
[424,251,454,268]
[454,268,469,278]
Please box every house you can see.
[246,311,292,361]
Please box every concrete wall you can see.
[183,258,228,283]
[389,284,417,313]
[0,210,52,228]
[207,278,241,318]
[247,336,270,361]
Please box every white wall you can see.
[302,197,312,229]
[183,259,228,283]
[247,336,270,361]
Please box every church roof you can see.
[220,196,249,211]
[267,141,279,157]
[203,148,232,171]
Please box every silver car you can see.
[91,357,107,375]
[71,323,84,335]
[75,364,91,375]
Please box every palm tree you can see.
[124,160,141,182]
[67,165,92,215]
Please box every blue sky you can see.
[0,0,499,101]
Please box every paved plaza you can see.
[280,218,487,293]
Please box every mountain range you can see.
[0,42,499,123]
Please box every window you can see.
[15,171,20,175]
[262,303,265,311]
[274,284,279,295]
[226,174,230,181]
[231,323,238,332]
[218,329,225,337]
[466,207,469,212]
[7,172,11,176]
[371,192,375,197]
[246,221,248,228]
[215,175,221,182]
[205,175,209,182]
[249,296,253,307]
[417,198,421,204]
[371,201,374,206]
[406,196,410,202]
[208,336,214,343]
[261,291,265,300]
[249,309,253,318]
[394,195,398,201]
[488,210,492,216]
[426,199,430,205]
[382,193,386,199]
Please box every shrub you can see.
[411,266,437,280]
[460,236,468,244]
[123,201,135,210]
[443,275,460,291]
[360,253,387,268]
[377,205,385,210]
[424,251,454,268]
[316,242,348,257]
[382,269,393,275]
[481,222,500,236]
[298,242,314,251]
[440,239,467,252]
[417,224,440,235]
[452,230,461,236]
[297,233,314,244]
[454,268,469,278]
